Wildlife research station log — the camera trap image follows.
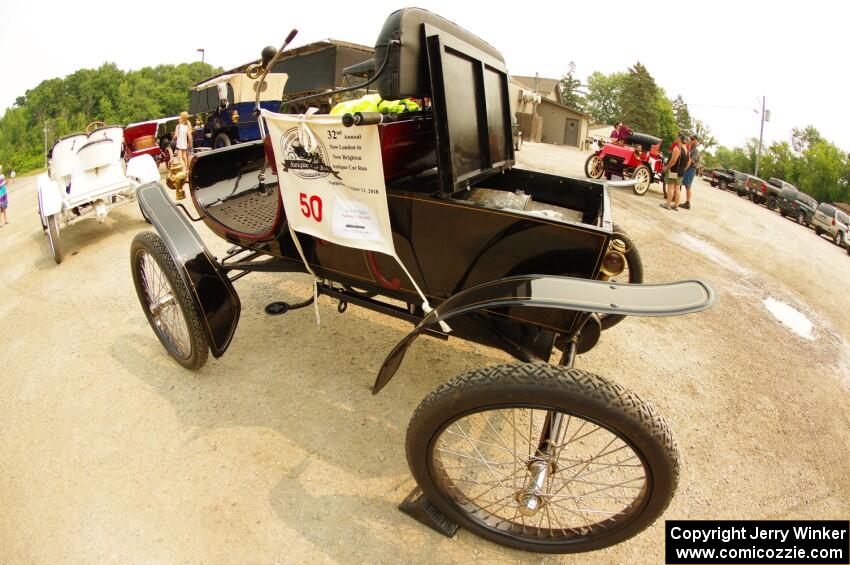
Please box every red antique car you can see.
[585,133,664,196]
[124,117,178,167]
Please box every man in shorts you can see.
[660,134,690,210]
[680,135,700,210]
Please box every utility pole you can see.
[755,95,766,177]
[197,48,206,78]
[43,121,49,167]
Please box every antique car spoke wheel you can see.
[584,155,604,180]
[406,364,678,553]
[631,166,651,196]
[598,224,643,330]
[47,214,63,264]
[131,231,209,369]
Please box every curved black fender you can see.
[372,274,715,393]
[136,182,240,357]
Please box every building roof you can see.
[511,75,561,97]
[195,39,374,86]
[538,96,591,119]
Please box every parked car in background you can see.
[746,175,781,208]
[777,186,818,226]
[709,169,736,190]
[124,117,178,168]
[190,72,288,149]
[731,171,751,197]
[812,202,850,247]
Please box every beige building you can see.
[509,75,590,149]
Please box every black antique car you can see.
[130,8,714,554]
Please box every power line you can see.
[689,103,758,111]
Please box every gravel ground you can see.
[1,143,849,564]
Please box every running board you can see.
[398,488,459,538]
[519,278,716,317]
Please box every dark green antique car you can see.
[130,8,714,554]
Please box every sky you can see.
[1,0,848,151]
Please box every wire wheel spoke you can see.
[431,407,648,540]
[138,251,191,358]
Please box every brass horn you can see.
[245,63,264,80]
[599,238,628,279]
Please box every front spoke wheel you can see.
[406,364,678,553]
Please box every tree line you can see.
[0,61,221,173]
[707,126,850,203]
[561,64,849,203]
[559,62,716,152]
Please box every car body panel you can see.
[137,182,241,357]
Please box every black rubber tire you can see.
[600,224,643,331]
[213,133,232,149]
[584,154,604,180]
[834,231,844,247]
[780,209,786,218]
[406,363,678,554]
[718,179,728,190]
[798,211,807,226]
[47,214,62,264]
[631,165,652,196]
[815,226,822,236]
[623,132,661,151]
[131,231,209,369]
[767,196,777,210]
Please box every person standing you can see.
[172,112,193,169]
[660,134,690,211]
[680,135,700,210]
[0,165,9,225]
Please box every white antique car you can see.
[38,121,160,263]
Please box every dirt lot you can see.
[2,143,849,564]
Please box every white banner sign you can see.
[261,109,447,330]
[262,110,394,255]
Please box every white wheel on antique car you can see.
[46,214,62,264]
[584,155,604,180]
[131,231,209,369]
[406,363,678,554]
[631,166,651,196]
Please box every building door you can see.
[564,118,579,147]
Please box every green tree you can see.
[654,91,677,149]
[759,141,798,184]
[672,95,692,133]
[558,61,585,110]
[619,62,659,134]
[797,139,848,202]
[0,61,222,174]
[692,120,717,152]
[583,71,626,125]
[791,125,822,155]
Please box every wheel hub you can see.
[516,459,554,517]
[150,293,176,317]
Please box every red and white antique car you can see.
[123,117,178,167]
[585,133,664,196]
